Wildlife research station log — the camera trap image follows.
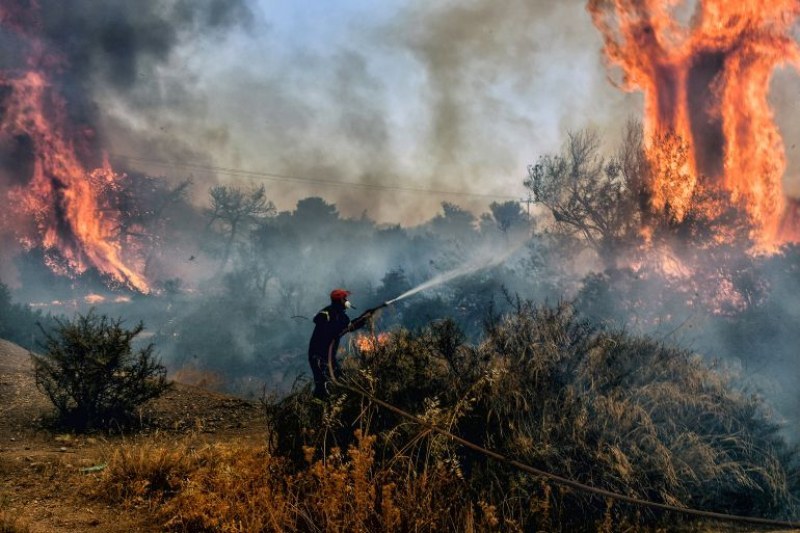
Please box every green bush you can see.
[32,311,170,430]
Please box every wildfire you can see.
[0,4,149,292]
[354,333,390,353]
[589,0,800,246]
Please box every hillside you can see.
[0,338,263,533]
[2,316,798,533]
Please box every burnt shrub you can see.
[32,311,170,430]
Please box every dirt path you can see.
[0,339,266,532]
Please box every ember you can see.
[354,333,390,353]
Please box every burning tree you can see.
[0,4,151,292]
[588,0,800,246]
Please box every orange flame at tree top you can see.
[0,5,149,292]
[589,0,800,246]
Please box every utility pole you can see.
[520,192,534,218]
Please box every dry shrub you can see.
[93,430,493,532]
[462,303,800,525]
[0,510,29,533]
[271,302,800,529]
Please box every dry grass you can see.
[90,430,513,532]
[0,511,29,533]
[170,364,226,392]
[0,493,30,533]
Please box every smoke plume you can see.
[85,0,636,223]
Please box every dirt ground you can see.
[0,338,265,533]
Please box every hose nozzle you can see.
[360,302,388,318]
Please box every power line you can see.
[112,153,522,201]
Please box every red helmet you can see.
[330,289,350,302]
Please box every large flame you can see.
[588,0,800,246]
[0,4,149,292]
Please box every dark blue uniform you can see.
[308,302,354,398]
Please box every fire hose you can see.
[325,319,800,530]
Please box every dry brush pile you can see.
[93,303,800,531]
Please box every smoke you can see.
[400,1,595,175]
[5,0,797,222]
[2,0,252,182]
[74,0,635,224]
[0,0,253,287]
[34,0,250,115]
[0,0,643,226]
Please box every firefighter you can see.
[308,289,370,398]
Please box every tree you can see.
[525,128,645,269]
[32,311,169,430]
[430,202,478,243]
[207,184,275,268]
[488,200,530,238]
[293,197,339,227]
[376,267,412,304]
[142,178,193,276]
[526,123,757,272]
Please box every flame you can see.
[354,333,390,353]
[0,4,149,292]
[588,0,800,246]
